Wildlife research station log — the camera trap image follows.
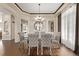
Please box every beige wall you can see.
[0,3,58,43]
[0,14,2,32]
[30,14,58,32]
[2,14,12,40]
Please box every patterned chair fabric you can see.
[52,32,61,48]
[28,33,39,55]
[18,32,25,41]
[41,33,52,55]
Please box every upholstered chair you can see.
[28,34,39,55]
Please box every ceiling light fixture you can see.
[35,4,44,22]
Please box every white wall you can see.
[0,13,2,32]
[2,14,12,40]
[14,14,30,42]
[0,23,2,32]
[0,3,58,43]
[0,3,30,42]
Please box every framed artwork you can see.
[34,21,43,31]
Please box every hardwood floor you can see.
[0,40,21,56]
[0,40,76,56]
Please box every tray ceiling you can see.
[16,3,62,14]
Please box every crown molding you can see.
[14,3,64,14]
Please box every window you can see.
[61,4,76,50]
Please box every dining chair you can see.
[52,32,61,48]
[23,39,28,55]
[18,32,24,41]
[41,33,52,55]
[28,34,39,55]
[18,32,28,55]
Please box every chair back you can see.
[54,32,61,41]
[18,32,24,41]
[28,34,39,47]
[41,33,52,47]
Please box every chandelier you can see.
[35,4,44,21]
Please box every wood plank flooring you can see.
[0,40,76,56]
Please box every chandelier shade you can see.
[35,4,44,21]
[34,4,45,31]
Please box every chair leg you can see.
[50,47,52,56]
[28,47,30,55]
[37,47,38,55]
[41,47,43,55]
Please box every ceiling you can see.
[17,3,62,14]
